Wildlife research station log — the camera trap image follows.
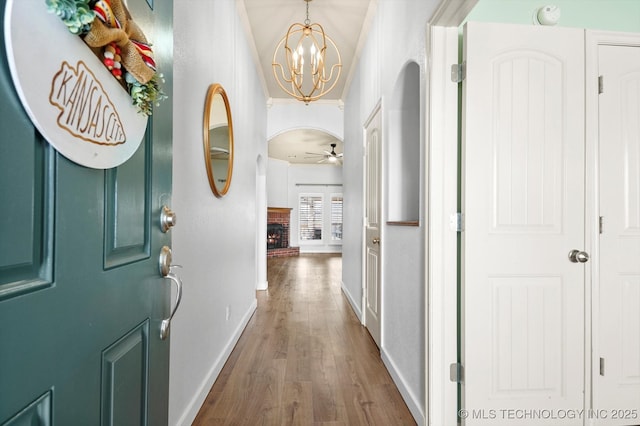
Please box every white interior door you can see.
[595,42,640,424]
[364,104,382,347]
[462,22,586,425]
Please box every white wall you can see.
[266,157,289,207]
[170,1,267,424]
[342,1,441,423]
[267,101,344,140]
[388,62,421,222]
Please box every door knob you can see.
[568,249,589,263]
[372,237,380,244]
[160,205,177,232]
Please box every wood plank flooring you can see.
[192,254,416,425]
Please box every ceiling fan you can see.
[305,143,343,164]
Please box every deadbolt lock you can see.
[160,205,177,233]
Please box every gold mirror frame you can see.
[203,83,234,198]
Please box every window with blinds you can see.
[331,194,343,241]
[299,194,323,241]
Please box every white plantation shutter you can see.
[299,194,323,241]
[331,194,343,241]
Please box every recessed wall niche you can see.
[388,61,421,224]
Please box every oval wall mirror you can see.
[203,83,234,198]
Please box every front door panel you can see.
[101,321,150,426]
[104,140,151,268]
[0,0,173,423]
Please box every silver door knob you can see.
[568,249,589,263]
[372,237,380,244]
[160,205,177,233]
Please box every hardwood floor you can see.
[192,254,416,426]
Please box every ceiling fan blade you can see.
[337,153,344,157]
[323,150,332,156]
[305,152,322,155]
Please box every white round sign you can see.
[4,0,148,169]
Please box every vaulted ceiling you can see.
[238,0,375,164]
[239,0,376,103]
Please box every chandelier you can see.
[272,0,342,104]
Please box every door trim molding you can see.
[426,2,477,424]
[425,23,461,426]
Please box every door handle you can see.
[372,237,380,244]
[158,245,183,340]
[160,268,183,340]
[568,249,589,263]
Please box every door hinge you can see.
[600,357,605,376]
[450,212,464,232]
[598,76,604,94]
[599,216,604,234]
[451,63,466,83]
[450,362,464,383]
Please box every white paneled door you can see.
[462,22,586,425]
[462,22,640,426]
[364,104,382,348]
[595,43,640,424]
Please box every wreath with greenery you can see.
[45,0,167,117]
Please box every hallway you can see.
[192,254,416,425]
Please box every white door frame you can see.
[426,2,479,425]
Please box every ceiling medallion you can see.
[272,0,342,104]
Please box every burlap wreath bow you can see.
[84,0,156,84]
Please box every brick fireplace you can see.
[267,207,299,258]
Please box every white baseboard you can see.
[299,247,343,254]
[175,298,258,426]
[341,281,362,322]
[256,280,268,291]
[381,349,425,426]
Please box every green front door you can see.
[0,0,174,424]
